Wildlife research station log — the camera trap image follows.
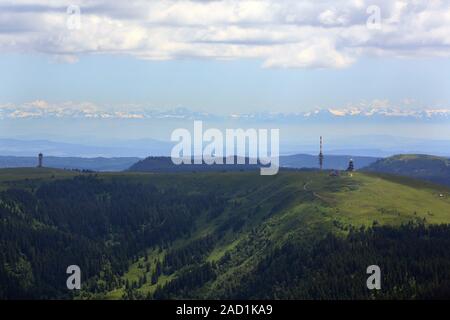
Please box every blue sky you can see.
[2,53,450,114]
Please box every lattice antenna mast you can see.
[319,136,324,170]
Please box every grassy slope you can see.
[332,172,450,226]
[98,171,450,298]
[2,168,450,298]
[0,167,79,191]
[0,167,78,182]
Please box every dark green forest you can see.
[0,175,224,299]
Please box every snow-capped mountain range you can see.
[229,108,450,122]
[1,101,450,122]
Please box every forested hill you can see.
[364,154,450,187]
[128,156,262,172]
[1,168,450,299]
[127,154,380,172]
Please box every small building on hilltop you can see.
[329,170,340,177]
[347,158,354,172]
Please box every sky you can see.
[2,54,450,114]
[1,0,450,149]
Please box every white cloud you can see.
[0,0,450,68]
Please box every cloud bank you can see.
[1,0,450,68]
